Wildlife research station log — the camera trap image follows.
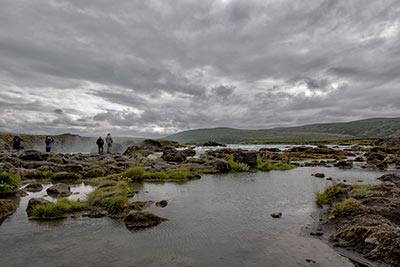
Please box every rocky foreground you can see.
[312,175,400,267]
[1,136,400,264]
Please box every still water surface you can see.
[0,167,388,267]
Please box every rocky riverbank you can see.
[308,174,400,267]
[1,136,400,234]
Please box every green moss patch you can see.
[31,198,88,219]
[256,160,296,172]
[316,183,350,206]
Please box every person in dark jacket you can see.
[45,136,54,152]
[12,136,23,150]
[96,136,104,153]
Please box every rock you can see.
[314,173,325,178]
[233,151,258,168]
[46,183,72,197]
[378,173,400,187]
[326,177,333,181]
[124,210,167,229]
[334,160,353,169]
[202,141,226,147]
[208,159,230,173]
[366,152,387,162]
[24,182,43,192]
[18,150,49,161]
[26,197,51,217]
[161,148,186,163]
[310,231,323,236]
[0,199,17,222]
[156,200,168,208]
[271,212,282,218]
[15,189,28,197]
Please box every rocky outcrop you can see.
[317,183,400,267]
[26,197,51,217]
[46,183,72,197]
[0,199,17,222]
[378,173,400,187]
[124,210,167,229]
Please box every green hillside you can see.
[166,118,400,144]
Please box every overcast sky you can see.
[0,0,399,137]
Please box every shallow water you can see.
[0,167,392,267]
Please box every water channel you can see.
[0,166,390,267]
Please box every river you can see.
[0,167,388,267]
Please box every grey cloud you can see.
[0,0,399,136]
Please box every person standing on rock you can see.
[105,133,113,153]
[12,135,23,150]
[96,136,104,154]
[45,136,54,152]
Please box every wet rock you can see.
[271,212,282,218]
[161,148,186,163]
[46,183,72,197]
[233,151,258,167]
[0,199,17,222]
[366,152,387,162]
[124,210,168,229]
[156,200,168,208]
[378,173,400,187]
[202,141,226,147]
[26,197,51,217]
[314,173,325,178]
[326,177,333,181]
[208,159,230,173]
[334,160,353,169]
[24,182,43,192]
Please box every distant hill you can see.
[166,118,400,144]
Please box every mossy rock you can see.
[52,172,82,181]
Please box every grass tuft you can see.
[32,198,88,218]
[0,172,21,197]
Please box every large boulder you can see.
[202,141,226,147]
[161,148,186,163]
[124,210,167,229]
[208,159,230,173]
[233,151,258,167]
[26,197,51,217]
[46,183,72,197]
[0,199,17,222]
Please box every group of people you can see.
[12,133,113,154]
[12,135,54,152]
[96,133,113,154]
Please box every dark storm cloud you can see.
[0,0,399,136]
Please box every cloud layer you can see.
[1,0,399,136]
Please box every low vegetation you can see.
[256,160,296,172]
[31,198,88,219]
[328,198,364,220]
[87,182,130,213]
[120,167,199,181]
[0,172,21,197]
[315,183,350,206]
